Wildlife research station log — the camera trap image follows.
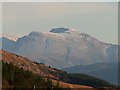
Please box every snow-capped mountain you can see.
[1,28,118,68]
[0,34,18,51]
[0,34,18,41]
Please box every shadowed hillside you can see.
[1,50,118,90]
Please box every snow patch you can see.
[0,33,18,41]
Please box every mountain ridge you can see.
[1,28,118,68]
[62,62,118,84]
[0,33,18,41]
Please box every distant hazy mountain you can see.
[1,27,118,68]
[62,63,118,84]
[0,33,18,41]
[0,37,15,51]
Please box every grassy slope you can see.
[1,50,118,90]
[2,61,92,90]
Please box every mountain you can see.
[0,34,18,41]
[1,50,117,89]
[62,63,118,84]
[0,34,18,51]
[1,27,118,68]
[0,37,15,52]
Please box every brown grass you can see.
[52,79,93,89]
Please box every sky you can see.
[1,2,118,44]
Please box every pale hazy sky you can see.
[2,2,118,44]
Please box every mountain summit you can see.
[50,27,77,33]
[1,28,118,68]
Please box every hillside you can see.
[2,49,58,79]
[2,60,94,89]
[1,50,118,89]
[62,63,118,84]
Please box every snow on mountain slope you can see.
[0,34,18,50]
[1,28,118,68]
[0,34,18,41]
